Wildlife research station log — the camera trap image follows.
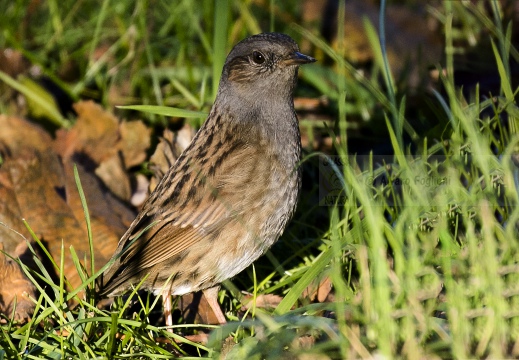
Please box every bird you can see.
[99,33,315,327]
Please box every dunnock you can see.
[100,33,315,325]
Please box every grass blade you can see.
[117,104,207,118]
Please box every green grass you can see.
[1,0,519,358]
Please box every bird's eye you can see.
[252,51,265,64]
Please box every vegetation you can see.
[1,0,518,358]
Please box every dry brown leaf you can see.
[301,275,333,303]
[240,293,284,311]
[55,101,150,203]
[0,118,42,322]
[119,120,151,169]
[0,110,140,320]
[149,124,194,192]
[60,101,120,163]
[0,243,36,323]
[6,150,99,286]
[0,115,53,156]
[61,157,133,267]
[95,120,150,201]
[95,154,132,201]
[177,292,221,325]
[0,169,30,255]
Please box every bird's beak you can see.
[283,52,316,65]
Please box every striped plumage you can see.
[100,33,315,324]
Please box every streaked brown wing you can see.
[101,132,272,295]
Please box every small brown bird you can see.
[100,33,315,325]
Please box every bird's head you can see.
[217,33,315,104]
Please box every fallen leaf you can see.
[302,274,333,303]
[177,292,221,325]
[0,242,36,323]
[240,293,284,311]
[55,100,150,203]
[119,120,151,168]
[0,111,138,320]
[149,124,194,192]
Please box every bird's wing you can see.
[101,133,272,293]
[119,200,230,270]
